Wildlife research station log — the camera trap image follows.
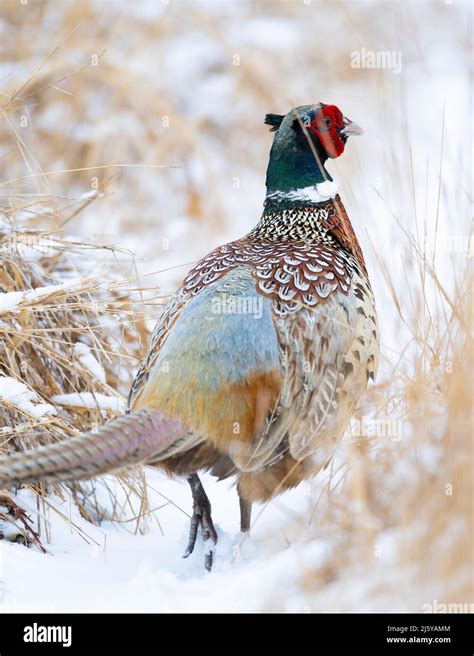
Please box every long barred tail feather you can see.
[0,409,185,487]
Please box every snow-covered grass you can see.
[0,376,56,419]
[0,280,83,314]
[52,392,125,413]
[0,0,471,613]
[0,223,155,553]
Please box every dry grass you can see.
[0,214,157,546]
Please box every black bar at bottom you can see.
[0,613,472,653]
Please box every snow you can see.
[0,376,56,418]
[52,392,125,413]
[0,290,24,313]
[0,375,122,418]
[0,512,27,544]
[74,343,106,384]
[0,467,405,613]
[0,457,442,613]
[0,280,82,315]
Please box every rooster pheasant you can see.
[0,103,378,570]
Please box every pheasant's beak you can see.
[340,117,364,136]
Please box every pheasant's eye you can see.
[322,116,332,129]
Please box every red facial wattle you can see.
[308,104,346,159]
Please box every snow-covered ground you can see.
[1,471,315,613]
[0,465,424,614]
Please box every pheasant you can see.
[0,103,378,570]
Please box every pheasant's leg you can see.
[238,487,252,533]
[183,473,217,571]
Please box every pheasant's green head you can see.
[264,103,363,200]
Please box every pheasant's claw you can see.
[201,504,218,571]
[184,473,218,570]
[182,510,201,558]
[204,545,214,572]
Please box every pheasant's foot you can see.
[183,473,217,571]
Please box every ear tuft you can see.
[264,113,284,132]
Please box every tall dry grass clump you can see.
[297,238,472,610]
[0,214,154,548]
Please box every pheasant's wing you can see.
[129,267,284,461]
[274,266,378,468]
[127,287,189,412]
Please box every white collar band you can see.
[266,180,339,203]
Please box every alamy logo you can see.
[348,416,403,441]
[422,599,474,613]
[24,623,72,647]
[0,232,58,256]
[211,293,263,319]
[351,47,402,73]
